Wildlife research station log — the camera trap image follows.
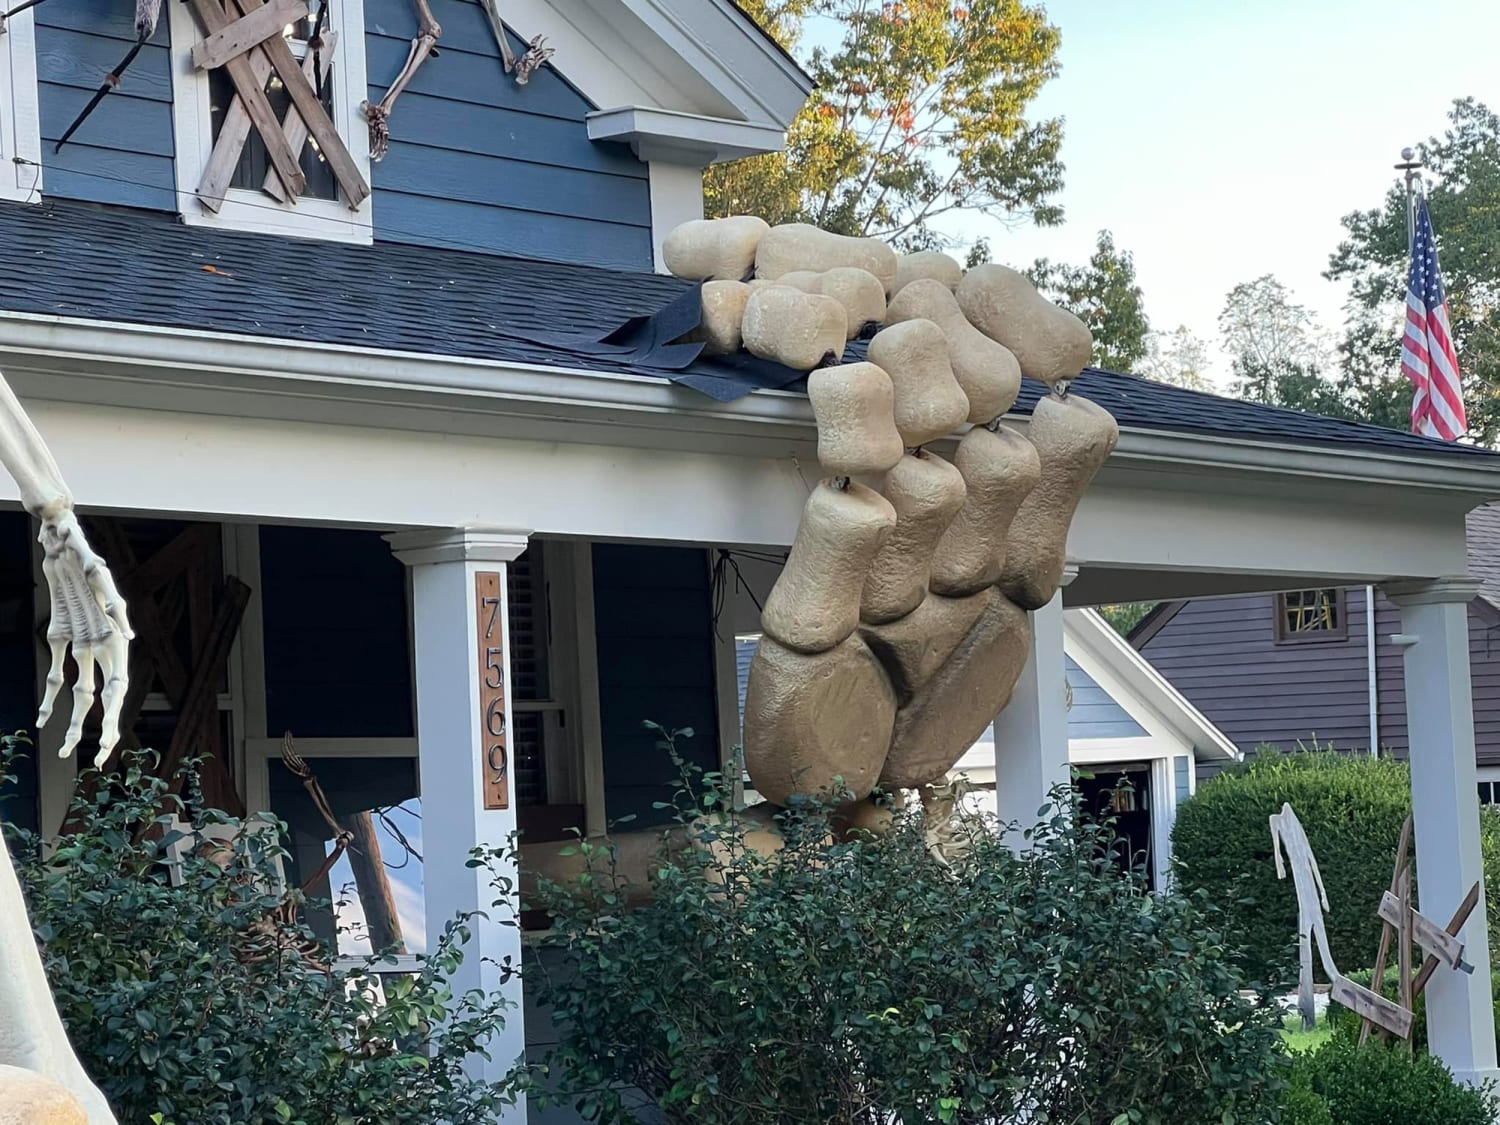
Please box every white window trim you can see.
[166,0,373,243]
[0,10,43,203]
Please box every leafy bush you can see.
[532,753,1288,1125]
[4,745,523,1125]
[1283,1034,1500,1124]
[1172,749,1500,983]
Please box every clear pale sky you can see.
[940,0,1500,377]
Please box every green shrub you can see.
[532,747,1288,1125]
[4,746,523,1125]
[1285,1034,1500,1124]
[1172,749,1500,983]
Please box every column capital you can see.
[386,526,532,567]
[1383,577,1483,607]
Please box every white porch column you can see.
[1385,576,1498,1087]
[388,526,532,1112]
[990,580,1071,838]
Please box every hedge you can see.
[1171,750,1500,984]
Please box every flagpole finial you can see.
[1400,146,1416,162]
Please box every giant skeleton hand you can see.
[0,373,132,766]
[662,220,1116,812]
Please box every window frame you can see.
[0,9,42,203]
[166,0,373,243]
[1274,588,1348,645]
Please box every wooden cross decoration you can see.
[187,0,370,213]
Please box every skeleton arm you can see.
[364,0,441,161]
[0,370,132,765]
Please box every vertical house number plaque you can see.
[475,571,509,810]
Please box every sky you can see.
[928,0,1500,380]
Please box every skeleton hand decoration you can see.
[0,372,132,766]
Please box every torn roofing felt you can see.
[0,197,1496,459]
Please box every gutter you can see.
[2,310,1500,499]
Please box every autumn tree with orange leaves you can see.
[707,0,1065,249]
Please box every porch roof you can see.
[0,197,1490,465]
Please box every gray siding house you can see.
[1132,503,1500,785]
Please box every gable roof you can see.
[1,197,1496,464]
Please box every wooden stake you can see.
[1398,865,1414,1054]
[1361,814,1412,1045]
[1413,882,1482,998]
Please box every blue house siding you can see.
[260,526,414,739]
[1066,656,1145,740]
[34,0,176,210]
[365,0,654,269]
[592,544,719,826]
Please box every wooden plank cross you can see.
[188,0,370,212]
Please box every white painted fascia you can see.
[3,310,1500,504]
[1066,608,1241,762]
[588,106,788,163]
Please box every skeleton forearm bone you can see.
[364,0,440,161]
[0,370,132,766]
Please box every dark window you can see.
[206,0,340,201]
[508,544,553,809]
[1275,589,1346,643]
[1480,780,1500,806]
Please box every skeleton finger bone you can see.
[929,425,1042,597]
[741,286,846,371]
[662,216,770,282]
[860,450,966,624]
[772,267,886,339]
[755,223,899,294]
[956,263,1093,389]
[807,362,904,477]
[887,278,1021,422]
[865,319,970,447]
[761,480,896,654]
[999,393,1119,610]
[687,280,752,356]
[892,250,963,296]
[60,646,96,762]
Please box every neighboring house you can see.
[1,0,1499,1111]
[1133,502,1500,791]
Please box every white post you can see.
[388,526,532,1115]
[991,584,1071,839]
[1386,577,1498,1087]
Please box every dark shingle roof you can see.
[0,198,1493,462]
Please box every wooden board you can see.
[191,0,308,70]
[475,571,509,811]
[1331,975,1415,1040]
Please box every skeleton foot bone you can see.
[659,219,1120,813]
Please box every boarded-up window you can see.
[1275,589,1345,643]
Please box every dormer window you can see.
[168,0,373,241]
[0,8,42,203]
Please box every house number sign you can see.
[475,571,510,810]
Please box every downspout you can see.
[1367,585,1380,757]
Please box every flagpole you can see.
[1395,146,1423,252]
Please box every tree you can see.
[1217,274,1325,401]
[1139,325,1211,391]
[1030,230,1151,371]
[705,0,1066,249]
[1326,97,1500,445]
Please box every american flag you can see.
[1402,197,1467,441]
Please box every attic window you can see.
[1275,589,1346,643]
[168,0,373,243]
[0,8,42,203]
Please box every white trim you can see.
[648,161,704,272]
[166,0,374,243]
[1069,736,1179,764]
[0,9,42,203]
[1149,755,1174,890]
[589,107,788,162]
